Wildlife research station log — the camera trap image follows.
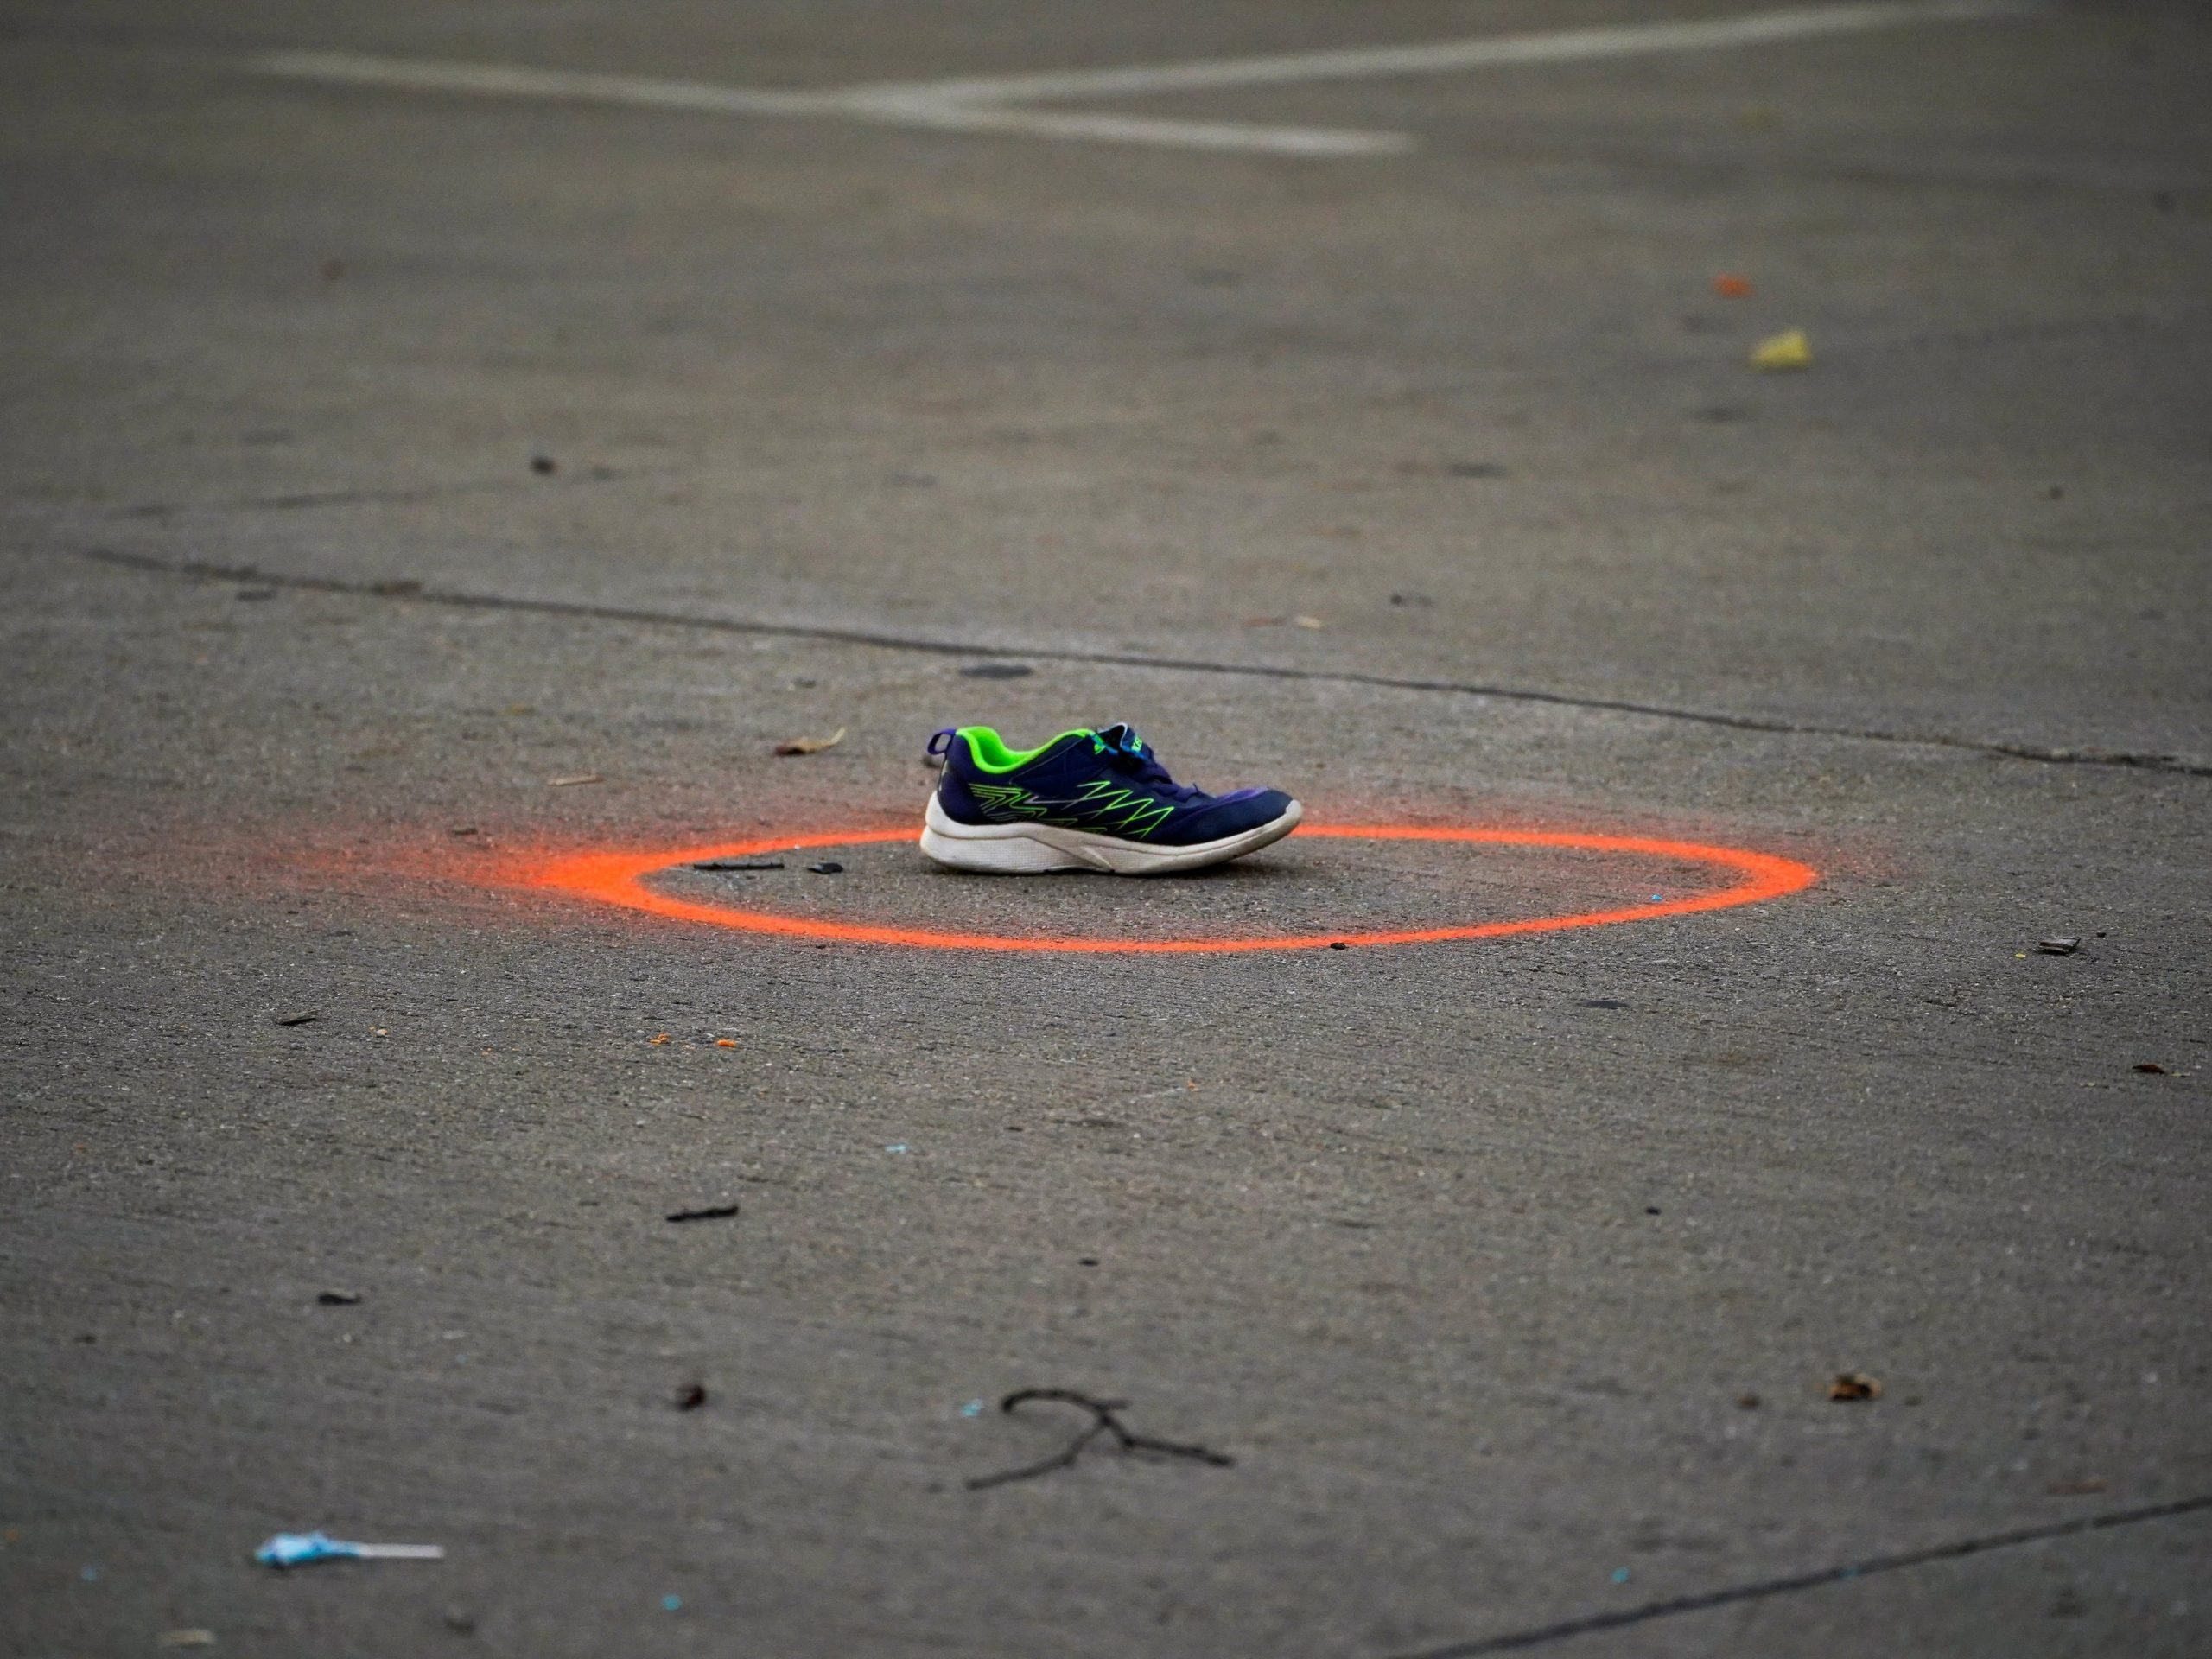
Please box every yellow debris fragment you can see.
[1750,329,1813,372]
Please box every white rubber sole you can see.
[919,791,1303,875]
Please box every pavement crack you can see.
[57,543,2211,779]
[101,468,632,521]
[1388,1491,2212,1658]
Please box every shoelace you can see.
[1097,727,1203,802]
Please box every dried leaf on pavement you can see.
[774,728,846,756]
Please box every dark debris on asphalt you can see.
[966,1389,1234,1491]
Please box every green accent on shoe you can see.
[1071,777,1174,837]
[956,726,1092,774]
[968,781,1049,818]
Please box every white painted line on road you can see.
[249,49,842,118]
[248,49,1403,154]
[850,0,2041,105]
[246,49,1414,155]
[836,94,1414,156]
[247,2,2042,158]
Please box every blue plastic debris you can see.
[960,1399,986,1418]
[255,1532,445,1569]
[885,1143,909,1154]
[662,1594,683,1612]
[1611,1567,1632,1585]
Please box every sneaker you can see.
[919,723,1302,875]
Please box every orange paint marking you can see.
[508,824,1817,954]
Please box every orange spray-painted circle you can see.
[513,824,1817,954]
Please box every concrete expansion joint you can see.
[1384,1490,2212,1657]
[60,543,2212,781]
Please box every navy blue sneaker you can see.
[920,723,1301,874]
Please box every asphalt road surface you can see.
[3,3,2209,1655]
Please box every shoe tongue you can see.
[1094,721,1143,754]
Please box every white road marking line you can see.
[246,2,2041,158]
[836,95,1414,156]
[249,49,842,118]
[248,49,1403,154]
[849,0,2040,105]
[247,49,1414,155]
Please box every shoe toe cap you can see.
[1175,788,1297,843]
